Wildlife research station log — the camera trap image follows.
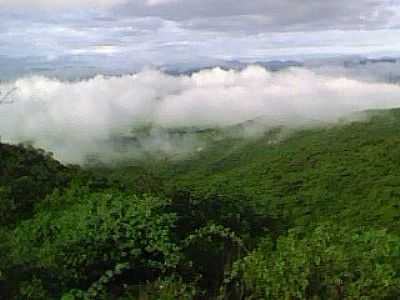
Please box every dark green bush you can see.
[5,185,181,299]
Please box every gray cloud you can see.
[0,0,127,9]
[115,0,397,32]
[1,1,398,33]
[1,7,399,69]
[0,1,398,68]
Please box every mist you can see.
[1,65,400,164]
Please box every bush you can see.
[6,185,181,299]
[228,224,400,299]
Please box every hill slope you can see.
[2,108,400,299]
[157,109,400,230]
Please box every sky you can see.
[1,0,400,76]
[1,1,400,163]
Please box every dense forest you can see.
[1,109,400,299]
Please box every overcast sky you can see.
[1,0,400,74]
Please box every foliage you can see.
[0,143,120,226]
[3,109,400,299]
[116,276,197,300]
[158,109,400,230]
[0,143,72,225]
[229,224,400,299]
[5,186,181,299]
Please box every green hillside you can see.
[1,109,400,299]
[158,109,400,231]
[0,143,76,225]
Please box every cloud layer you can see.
[118,0,397,32]
[1,0,398,32]
[0,0,181,8]
[1,9,400,79]
[0,0,127,9]
[1,66,400,163]
[1,1,399,71]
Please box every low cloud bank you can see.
[1,66,400,163]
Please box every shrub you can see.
[7,185,181,299]
[228,224,400,299]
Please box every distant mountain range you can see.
[0,54,398,81]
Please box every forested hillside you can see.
[1,109,400,299]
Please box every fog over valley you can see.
[2,64,400,163]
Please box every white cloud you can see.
[146,0,179,6]
[0,0,127,9]
[1,66,400,163]
[0,0,177,9]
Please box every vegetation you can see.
[1,109,400,299]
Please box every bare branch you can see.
[0,87,17,104]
